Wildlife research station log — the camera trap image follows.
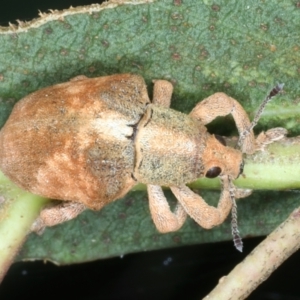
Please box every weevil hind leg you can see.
[31,201,86,234]
[148,185,187,233]
[152,80,173,107]
[170,177,234,229]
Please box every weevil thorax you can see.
[133,105,210,186]
[201,134,243,180]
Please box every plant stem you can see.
[204,206,300,299]
[0,172,49,282]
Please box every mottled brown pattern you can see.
[0,74,285,233]
[0,74,149,209]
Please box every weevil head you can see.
[202,134,244,180]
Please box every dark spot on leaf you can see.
[256,7,263,14]
[118,212,126,219]
[101,40,109,47]
[202,84,211,90]
[274,17,285,26]
[89,66,96,73]
[132,62,143,69]
[125,197,134,207]
[172,53,181,60]
[169,78,177,86]
[209,25,215,31]
[199,49,209,60]
[60,48,68,56]
[211,4,220,11]
[10,33,18,40]
[102,232,111,244]
[133,232,141,243]
[169,45,176,52]
[44,27,53,34]
[22,80,29,87]
[173,0,182,6]
[172,235,181,244]
[92,12,100,19]
[260,23,268,31]
[171,13,183,20]
[248,81,256,87]
[152,235,160,242]
[63,22,72,30]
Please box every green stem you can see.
[0,172,49,282]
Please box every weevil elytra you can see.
[0,74,286,250]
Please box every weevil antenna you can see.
[229,179,243,252]
[237,83,284,149]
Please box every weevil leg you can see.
[31,201,86,234]
[190,93,257,154]
[170,177,234,229]
[190,93,287,154]
[235,188,252,199]
[152,80,173,107]
[254,127,287,151]
[148,185,187,233]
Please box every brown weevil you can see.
[0,74,286,251]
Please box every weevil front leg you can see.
[190,93,285,154]
[148,185,187,233]
[170,177,250,229]
[31,201,86,234]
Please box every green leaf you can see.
[0,0,300,264]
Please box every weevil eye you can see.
[215,135,226,146]
[205,166,222,178]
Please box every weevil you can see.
[0,74,286,251]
